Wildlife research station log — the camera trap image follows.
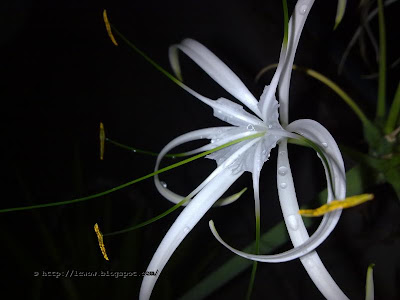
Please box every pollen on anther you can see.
[94,223,109,261]
[103,10,118,46]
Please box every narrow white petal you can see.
[140,167,243,300]
[276,140,348,300]
[176,81,265,128]
[210,138,348,300]
[169,38,262,118]
[286,119,346,202]
[278,0,315,125]
[210,120,346,262]
[154,127,260,205]
[212,98,265,127]
[258,84,281,124]
[154,127,230,204]
[259,46,287,121]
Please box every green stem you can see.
[294,66,371,128]
[110,25,181,86]
[106,138,186,158]
[245,214,260,300]
[104,197,188,236]
[376,0,387,119]
[0,132,264,213]
[334,0,347,30]
[384,82,400,134]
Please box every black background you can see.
[1,0,399,299]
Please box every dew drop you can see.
[279,151,286,156]
[183,226,191,234]
[268,124,273,129]
[322,142,328,148]
[286,214,298,231]
[278,166,288,176]
[280,182,287,189]
[298,4,307,14]
[211,139,215,144]
[160,181,167,188]
[247,124,255,131]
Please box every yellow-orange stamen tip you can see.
[299,193,374,217]
[103,10,118,46]
[94,223,109,261]
[100,122,105,160]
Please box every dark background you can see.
[1,0,399,299]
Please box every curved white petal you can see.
[140,167,243,300]
[176,82,265,128]
[154,127,262,205]
[278,0,315,125]
[169,38,262,118]
[276,137,348,300]
[259,47,287,121]
[209,119,348,299]
[154,127,231,204]
[210,120,346,262]
[213,98,265,127]
[258,84,281,125]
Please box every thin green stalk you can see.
[0,132,264,213]
[365,263,375,300]
[384,82,400,134]
[245,214,260,300]
[104,197,188,236]
[106,138,186,158]
[110,25,181,86]
[256,64,373,129]
[376,0,387,119]
[299,136,336,199]
[294,66,371,127]
[334,0,347,29]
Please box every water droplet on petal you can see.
[279,151,286,156]
[211,140,215,144]
[183,226,191,234]
[268,124,273,129]
[286,214,298,231]
[160,181,167,188]
[322,142,328,148]
[280,182,287,189]
[299,4,307,14]
[247,124,255,131]
[278,166,288,176]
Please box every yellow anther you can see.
[94,223,109,260]
[103,9,118,46]
[299,193,374,217]
[100,122,105,160]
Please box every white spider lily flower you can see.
[140,1,349,299]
